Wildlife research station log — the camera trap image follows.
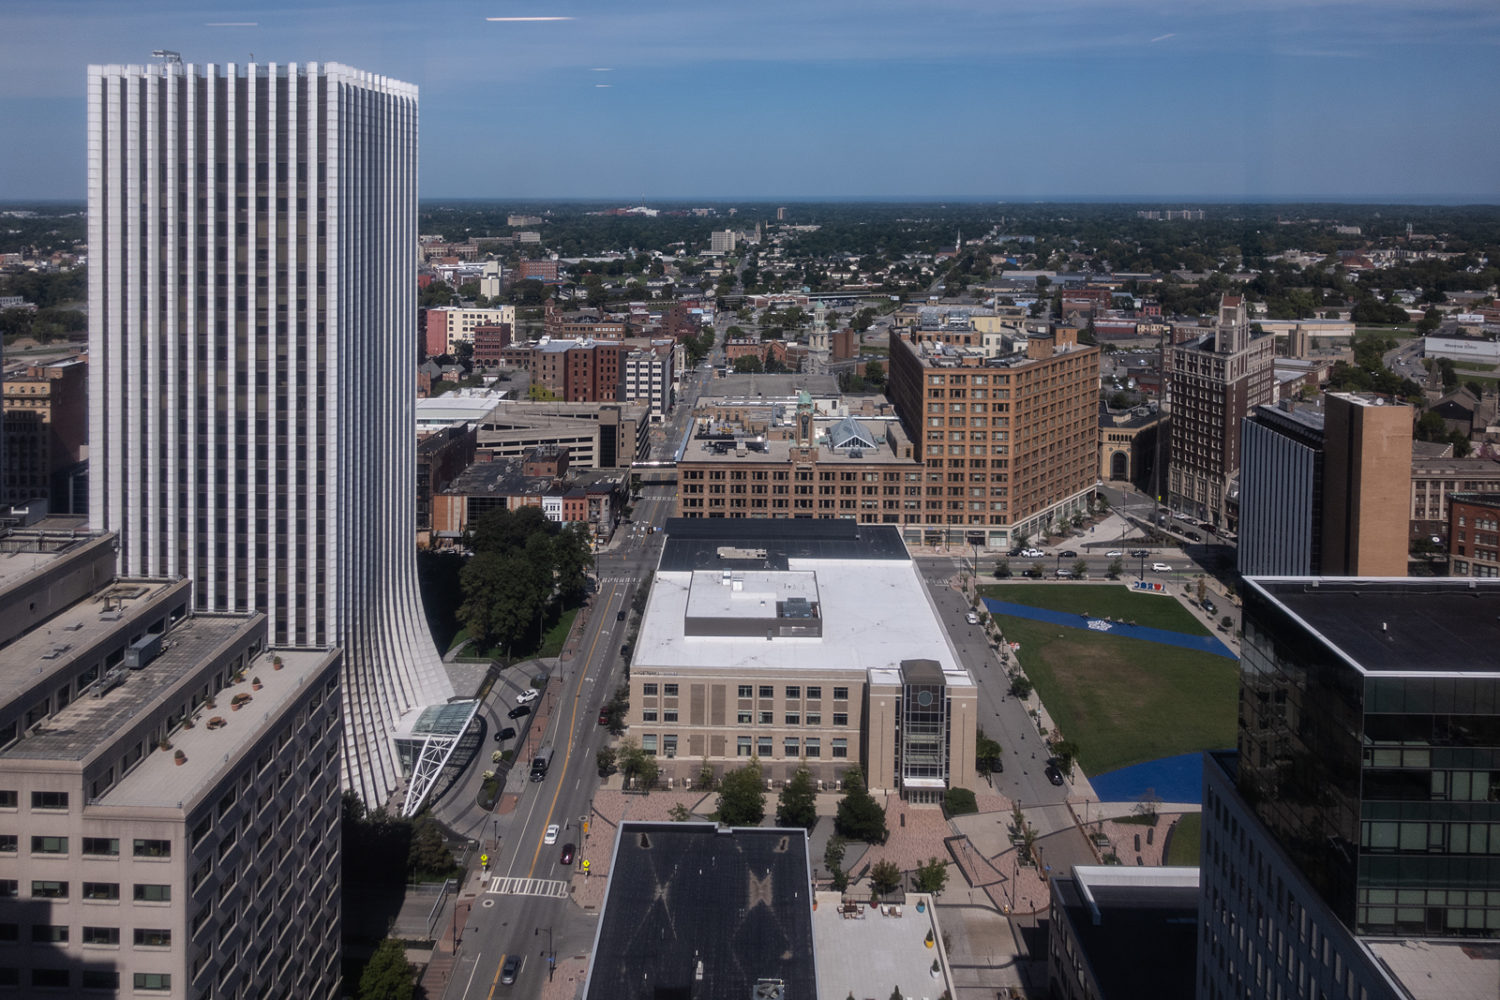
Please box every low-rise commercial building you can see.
[1449,492,1500,578]
[2,357,87,512]
[629,519,978,801]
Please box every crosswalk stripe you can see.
[489,876,570,898]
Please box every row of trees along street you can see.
[453,507,592,660]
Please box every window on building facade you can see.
[832,739,848,758]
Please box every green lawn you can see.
[979,583,1211,636]
[1165,812,1203,866]
[994,614,1237,775]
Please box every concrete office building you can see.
[629,519,978,801]
[1239,393,1412,577]
[0,527,342,997]
[886,325,1099,548]
[87,60,458,810]
[621,344,674,420]
[1166,295,1274,530]
[1199,577,1500,1000]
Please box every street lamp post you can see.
[545,925,556,981]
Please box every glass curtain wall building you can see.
[86,60,454,807]
[1236,578,1500,937]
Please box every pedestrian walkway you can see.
[981,597,1237,659]
[489,876,570,898]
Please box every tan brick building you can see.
[886,324,1099,547]
[628,519,978,802]
[2,357,87,511]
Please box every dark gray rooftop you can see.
[1052,876,1199,1000]
[1250,578,1500,674]
[659,517,909,572]
[585,822,815,1000]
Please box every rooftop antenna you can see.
[151,50,182,65]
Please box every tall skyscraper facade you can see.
[87,60,453,806]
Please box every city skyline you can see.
[1,1,1497,202]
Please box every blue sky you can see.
[2,0,1498,201]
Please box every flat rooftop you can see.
[0,527,97,593]
[2,612,256,764]
[100,645,336,810]
[811,890,949,1000]
[1052,867,1201,1000]
[1365,938,1500,1000]
[584,823,816,1000]
[0,576,182,723]
[1247,578,1500,675]
[642,521,972,682]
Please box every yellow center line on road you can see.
[524,581,616,879]
[485,585,616,1000]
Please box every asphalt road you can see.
[439,331,723,999]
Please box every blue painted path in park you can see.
[981,598,1238,660]
[1090,752,1209,805]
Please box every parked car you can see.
[507,705,531,720]
[559,843,575,865]
[1105,550,1122,558]
[516,688,539,705]
[1045,764,1066,786]
[1185,531,1201,542]
[598,708,610,725]
[493,726,516,743]
[965,611,979,624]
[1202,599,1217,615]
[1022,548,1044,558]
[1061,549,1078,558]
[500,955,521,985]
[1130,548,1150,558]
[544,824,560,845]
[616,609,627,621]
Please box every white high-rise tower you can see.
[87,60,455,807]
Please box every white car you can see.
[1151,562,1172,573]
[1021,548,1044,558]
[544,824,560,845]
[1105,550,1122,558]
[965,611,979,625]
[516,688,539,705]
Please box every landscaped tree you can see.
[994,558,1012,579]
[717,758,766,826]
[1071,558,1088,579]
[1196,577,1208,605]
[975,731,1003,777]
[776,764,818,829]
[1107,557,1124,580]
[358,938,415,1000]
[596,746,616,776]
[870,858,902,896]
[1050,740,1080,778]
[733,354,764,374]
[834,766,887,843]
[1009,676,1033,700]
[943,787,978,816]
[912,856,949,895]
[407,815,460,881]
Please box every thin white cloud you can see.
[595,83,611,88]
[485,16,574,22]
[1150,32,1175,43]
[590,67,613,72]
[205,22,258,27]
